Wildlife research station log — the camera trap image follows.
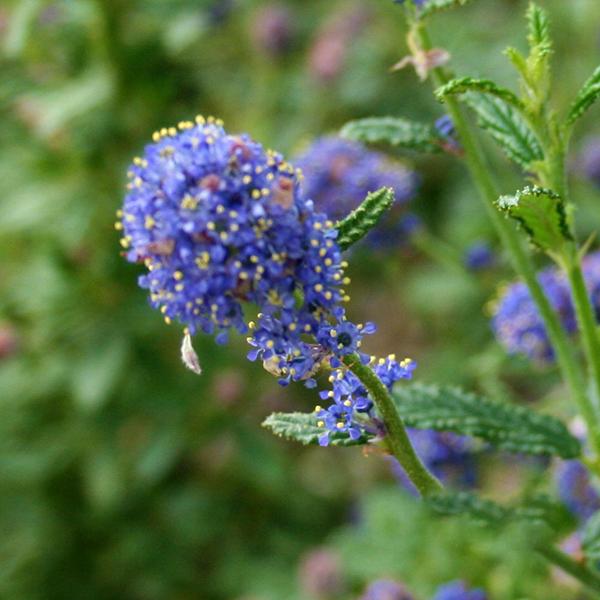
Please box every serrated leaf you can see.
[583,511,600,566]
[465,93,543,168]
[428,490,563,529]
[427,491,510,524]
[393,383,581,458]
[340,117,443,154]
[567,65,600,125]
[436,77,523,109]
[527,3,551,55]
[262,412,373,447]
[417,0,476,19]
[335,187,395,251]
[497,185,573,253]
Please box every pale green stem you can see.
[411,229,471,277]
[343,354,443,496]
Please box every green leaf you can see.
[496,185,573,254]
[427,491,510,525]
[465,93,543,168]
[393,383,581,458]
[435,77,523,109]
[428,491,563,529]
[567,65,600,125]
[340,117,443,154]
[417,0,476,19]
[583,511,600,566]
[335,187,395,251]
[527,3,552,55]
[262,412,373,447]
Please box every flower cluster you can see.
[360,579,414,600]
[119,118,367,388]
[491,251,600,363]
[432,581,487,600]
[491,268,577,364]
[294,136,417,249]
[555,460,600,522]
[314,355,416,446]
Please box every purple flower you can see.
[361,579,414,600]
[432,581,487,600]
[491,267,576,364]
[295,136,417,249]
[579,137,600,188]
[464,242,495,271]
[555,460,600,522]
[251,4,294,57]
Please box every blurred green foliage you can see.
[1,0,600,598]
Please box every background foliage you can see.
[2,0,600,598]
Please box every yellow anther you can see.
[314,405,322,413]
[317,420,325,428]
[336,422,344,429]
[164,317,172,325]
[288,323,297,332]
[266,340,275,349]
[344,400,352,407]
[175,283,184,292]
[173,271,183,280]
[114,222,123,230]
[207,221,216,231]
[144,216,155,229]
[314,284,324,293]
[251,189,261,199]
[342,277,351,285]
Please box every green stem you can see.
[566,257,600,421]
[412,23,600,455]
[343,354,443,496]
[536,544,600,595]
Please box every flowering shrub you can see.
[111,0,600,597]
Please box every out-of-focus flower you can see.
[207,0,235,26]
[298,548,344,599]
[0,323,19,360]
[308,5,371,84]
[463,241,495,272]
[360,579,414,600]
[491,268,576,364]
[390,428,476,491]
[579,137,600,188]
[555,460,600,522]
[251,4,294,58]
[295,136,417,249]
[432,581,487,600]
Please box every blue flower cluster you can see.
[492,251,600,363]
[432,581,487,600]
[361,579,414,600]
[555,460,600,522]
[393,0,427,6]
[315,355,416,446]
[120,119,418,441]
[294,136,417,249]
[491,268,577,364]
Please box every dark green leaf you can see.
[567,65,600,125]
[428,491,563,528]
[583,511,600,566]
[393,383,581,458]
[436,77,523,109]
[465,93,543,168]
[340,117,443,154]
[418,0,476,19]
[427,491,510,525]
[497,185,573,253]
[335,187,395,251]
[262,412,373,447]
